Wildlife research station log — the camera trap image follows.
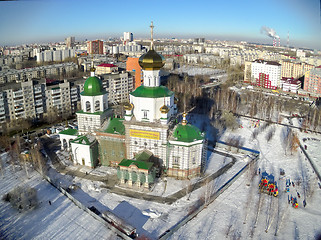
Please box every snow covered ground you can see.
[169,117,321,240]
[2,115,321,240]
[0,153,118,240]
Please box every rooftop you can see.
[253,59,281,66]
[97,63,117,68]
[70,135,95,145]
[130,85,173,98]
[59,128,78,136]
[118,159,153,170]
[105,117,125,135]
[172,123,204,143]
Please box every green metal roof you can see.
[130,86,173,98]
[118,159,153,170]
[70,135,93,145]
[173,124,204,143]
[105,118,125,135]
[81,76,107,96]
[134,151,152,162]
[59,128,78,136]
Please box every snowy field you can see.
[57,150,249,238]
[0,153,118,240]
[1,115,321,240]
[170,117,321,240]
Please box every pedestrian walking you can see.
[49,200,51,205]
[303,199,306,207]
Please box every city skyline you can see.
[0,0,320,49]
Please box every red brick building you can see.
[126,57,142,89]
[87,40,104,55]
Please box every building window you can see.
[95,100,100,111]
[173,156,179,164]
[143,110,148,119]
[134,141,138,145]
[154,143,157,147]
[192,157,196,165]
[86,101,91,112]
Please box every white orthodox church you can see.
[59,22,207,187]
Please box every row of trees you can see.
[165,72,321,131]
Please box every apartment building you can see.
[251,59,281,89]
[280,78,301,93]
[0,78,83,132]
[0,62,78,84]
[87,40,103,55]
[304,67,321,94]
[100,71,134,105]
[36,49,76,62]
[281,59,314,79]
[126,57,142,89]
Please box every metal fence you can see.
[300,144,321,182]
[159,154,259,239]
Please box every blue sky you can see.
[0,0,320,49]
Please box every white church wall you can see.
[71,143,92,167]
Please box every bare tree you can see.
[2,185,38,211]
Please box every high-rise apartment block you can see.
[251,59,281,89]
[0,79,84,133]
[281,59,314,79]
[65,37,75,48]
[123,32,133,43]
[87,40,104,55]
[304,67,321,94]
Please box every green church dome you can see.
[81,76,106,96]
[173,124,204,143]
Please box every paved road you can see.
[41,136,237,204]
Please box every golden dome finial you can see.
[150,21,154,50]
[160,104,169,114]
[124,102,133,111]
[90,54,96,74]
[182,112,187,126]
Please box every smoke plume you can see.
[260,26,279,39]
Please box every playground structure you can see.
[259,171,278,197]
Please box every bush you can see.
[3,185,38,211]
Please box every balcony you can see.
[52,94,61,100]
[35,100,43,106]
[52,100,61,106]
[36,108,44,114]
[14,100,24,107]
[34,88,42,94]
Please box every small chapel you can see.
[59,22,207,190]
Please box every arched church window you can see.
[86,101,91,112]
[95,100,100,111]
[148,76,151,86]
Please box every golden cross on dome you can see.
[150,21,154,50]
